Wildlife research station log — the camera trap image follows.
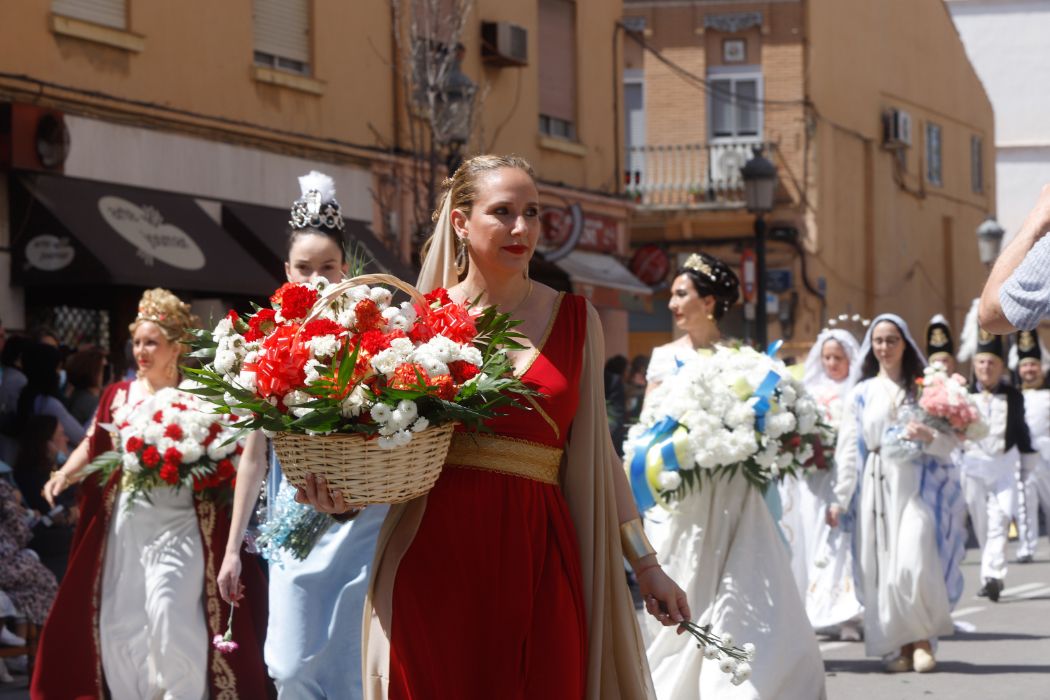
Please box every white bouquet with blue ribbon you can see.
[624,342,823,510]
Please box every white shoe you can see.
[0,627,25,646]
[913,647,937,673]
[839,622,863,641]
[4,655,27,674]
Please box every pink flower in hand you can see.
[212,634,239,654]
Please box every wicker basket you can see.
[274,273,452,506]
[273,423,455,506]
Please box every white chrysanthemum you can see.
[399,302,418,325]
[411,416,430,432]
[308,334,341,359]
[212,317,234,342]
[214,348,238,376]
[658,471,682,491]
[340,385,369,418]
[369,287,393,308]
[122,452,142,473]
[765,411,796,439]
[177,440,203,464]
[370,403,392,424]
[347,285,371,302]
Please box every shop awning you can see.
[223,201,415,282]
[13,174,281,296]
[554,249,653,312]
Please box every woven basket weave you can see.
[273,273,452,506]
[273,423,455,506]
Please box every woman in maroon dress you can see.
[300,155,689,699]
[32,288,271,699]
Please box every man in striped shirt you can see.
[980,185,1050,333]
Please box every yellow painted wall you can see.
[806,0,995,337]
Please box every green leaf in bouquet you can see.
[337,340,361,392]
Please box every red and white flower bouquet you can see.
[89,387,242,504]
[186,274,534,503]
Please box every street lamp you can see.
[976,215,1006,268]
[434,44,476,174]
[741,146,777,348]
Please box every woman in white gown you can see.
[779,329,864,638]
[643,253,826,700]
[828,314,966,673]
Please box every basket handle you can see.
[300,273,428,327]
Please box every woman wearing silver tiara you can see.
[217,172,388,699]
[779,327,864,639]
[642,253,826,700]
[828,315,966,673]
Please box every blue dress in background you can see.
[264,448,387,699]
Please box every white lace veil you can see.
[415,189,458,294]
[802,328,863,396]
[858,313,928,373]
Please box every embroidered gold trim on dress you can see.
[197,500,238,698]
[515,292,565,378]
[446,433,563,484]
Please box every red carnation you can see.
[424,288,453,308]
[357,329,389,355]
[153,410,164,423]
[203,422,223,447]
[428,374,458,401]
[216,458,235,481]
[354,299,383,333]
[141,446,161,468]
[271,282,319,321]
[164,424,184,441]
[164,446,184,465]
[301,318,345,342]
[125,436,144,453]
[225,309,239,323]
[391,363,428,390]
[448,360,480,384]
[245,308,278,342]
[171,402,188,411]
[408,321,436,345]
[159,462,180,485]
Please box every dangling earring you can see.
[456,236,469,276]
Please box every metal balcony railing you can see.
[624,140,774,209]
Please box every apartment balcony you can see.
[625,140,775,210]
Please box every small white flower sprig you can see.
[678,621,756,686]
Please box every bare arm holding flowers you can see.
[218,431,269,605]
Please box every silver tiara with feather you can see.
[289,171,345,232]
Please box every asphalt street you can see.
[5,543,1049,698]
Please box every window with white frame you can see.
[971,135,983,194]
[253,0,311,75]
[708,70,762,140]
[624,70,645,189]
[926,122,943,187]
[52,0,127,29]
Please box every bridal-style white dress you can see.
[643,346,826,700]
[832,376,962,658]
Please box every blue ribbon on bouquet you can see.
[749,341,784,433]
[628,415,689,512]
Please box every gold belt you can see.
[445,433,563,485]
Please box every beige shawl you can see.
[360,211,654,697]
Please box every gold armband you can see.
[619,518,656,564]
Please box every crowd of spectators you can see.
[0,318,118,683]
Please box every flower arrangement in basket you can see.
[624,343,823,509]
[87,387,242,505]
[185,274,535,506]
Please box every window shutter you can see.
[254,0,310,65]
[735,80,759,136]
[538,0,576,124]
[51,0,126,29]
[711,80,734,137]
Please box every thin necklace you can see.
[472,279,534,316]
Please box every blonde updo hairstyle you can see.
[128,288,200,358]
[422,154,537,278]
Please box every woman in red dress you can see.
[32,289,272,699]
[300,155,689,699]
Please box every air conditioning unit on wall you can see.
[882,108,912,148]
[481,21,528,67]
